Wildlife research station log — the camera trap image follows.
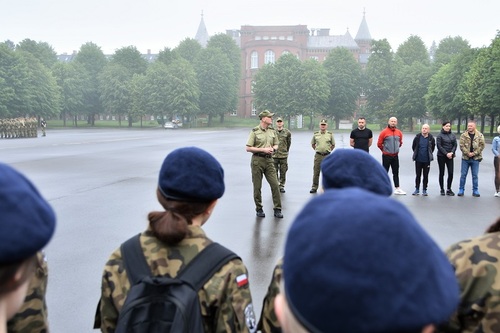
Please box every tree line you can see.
[254,32,500,134]
[1,31,499,133]
[0,34,240,127]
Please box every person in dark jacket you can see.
[436,121,457,196]
[412,124,436,196]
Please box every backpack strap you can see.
[121,235,240,290]
[121,233,151,284]
[178,242,240,290]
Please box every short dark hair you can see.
[442,121,451,126]
[358,117,366,121]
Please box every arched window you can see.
[251,51,258,69]
[264,50,275,64]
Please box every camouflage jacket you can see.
[273,129,291,159]
[7,251,49,333]
[440,232,500,333]
[258,258,283,333]
[459,130,485,161]
[95,225,256,333]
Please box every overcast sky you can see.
[2,0,499,55]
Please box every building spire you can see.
[355,9,372,41]
[195,10,209,47]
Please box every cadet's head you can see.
[276,189,459,333]
[319,119,327,129]
[0,163,56,318]
[151,147,225,244]
[321,149,392,196]
[158,147,224,203]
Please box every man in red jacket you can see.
[377,117,406,195]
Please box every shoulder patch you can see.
[236,273,249,287]
[252,127,259,132]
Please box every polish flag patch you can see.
[236,274,248,287]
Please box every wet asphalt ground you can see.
[1,126,499,332]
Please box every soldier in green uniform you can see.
[94,147,257,333]
[40,118,46,137]
[7,251,49,333]
[246,110,283,218]
[439,217,500,333]
[273,117,291,193]
[309,119,335,193]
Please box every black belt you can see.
[316,152,330,156]
[254,153,273,158]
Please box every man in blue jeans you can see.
[458,121,485,197]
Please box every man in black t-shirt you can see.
[350,117,373,152]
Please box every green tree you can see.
[433,36,470,69]
[110,46,148,76]
[0,43,17,117]
[99,63,131,126]
[393,62,432,130]
[253,54,302,120]
[165,58,200,126]
[297,59,329,130]
[16,51,61,119]
[16,39,58,68]
[206,34,241,123]
[129,73,147,127]
[156,47,179,66]
[175,38,202,64]
[426,48,476,132]
[195,48,233,126]
[465,33,500,134]
[323,48,362,129]
[74,42,107,126]
[100,46,149,127]
[395,35,430,66]
[393,36,432,130]
[52,61,86,126]
[365,39,395,124]
[141,62,171,122]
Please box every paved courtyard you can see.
[1,126,498,331]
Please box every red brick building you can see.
[196,13,372,118]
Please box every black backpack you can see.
[115,233,239,333]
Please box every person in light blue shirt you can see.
[492,125,500,197]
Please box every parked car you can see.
[164,121,178,129]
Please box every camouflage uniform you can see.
[246,125,281,211]
[7,251,49,333]
[440,232,500,332]
[95,225,257,333]
[273,128,291,191]
[310,130,335,191]
[258,258,283,333]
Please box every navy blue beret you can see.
[0,163,56,264]
[158,147,225,202]
[321,148,392,196]
[283,188,459,333]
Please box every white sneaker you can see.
[495,192,500,197]
[394,188,406,195]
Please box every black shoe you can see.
[440,189,445,196]
[309,188,317,193]
[280,188,285,193]
[446,189,455,196]
[256,209,265,218]
[274,209,283,218]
